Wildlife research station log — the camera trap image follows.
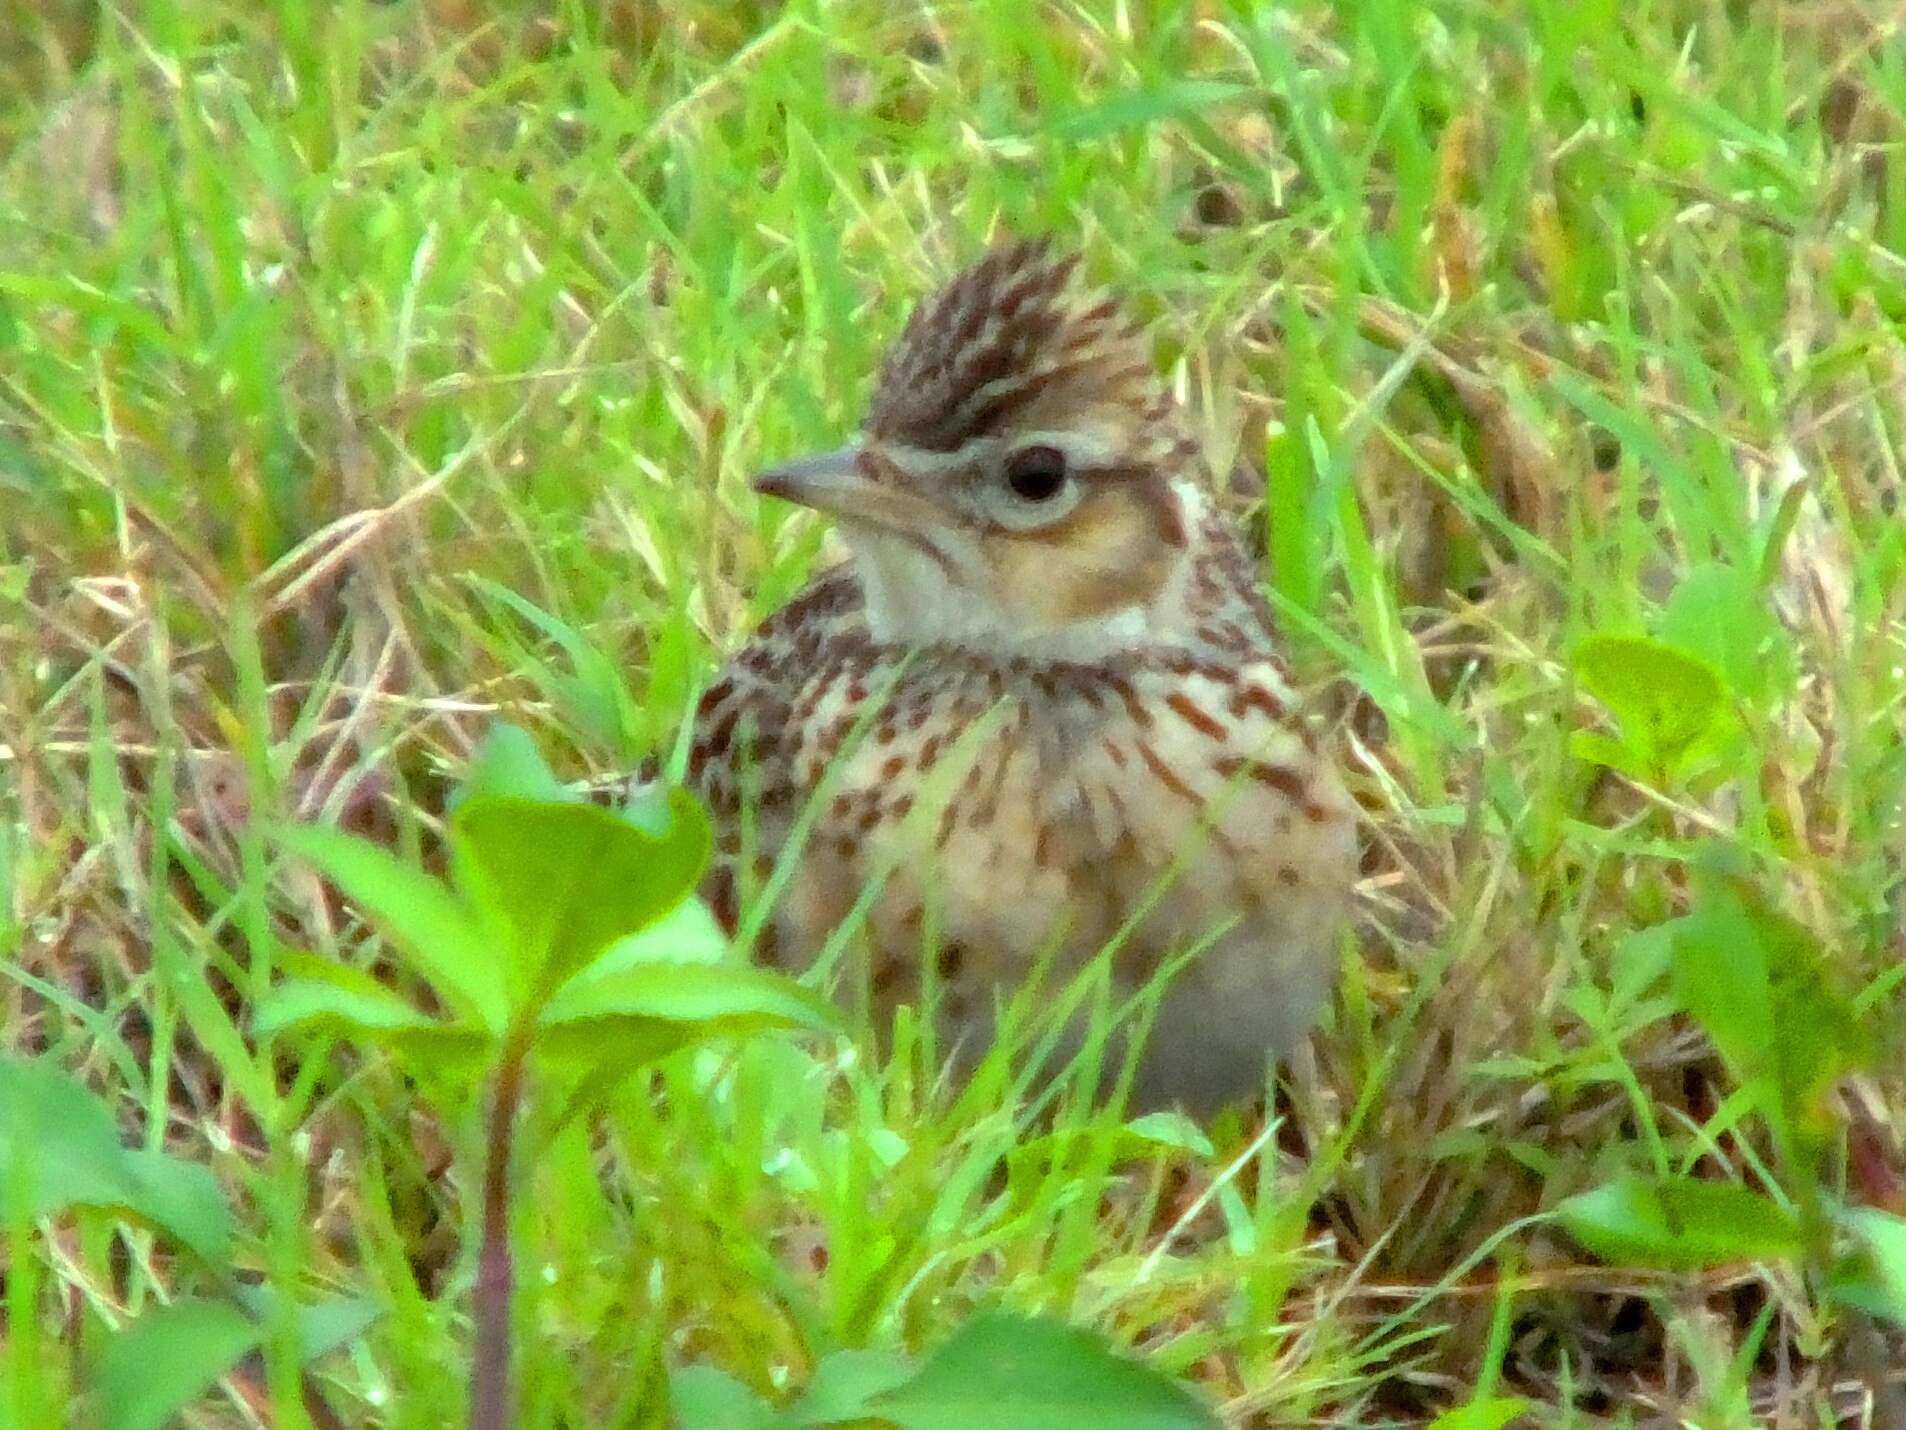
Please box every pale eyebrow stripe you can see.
[879,443,976,474]
[882,425,1122,474]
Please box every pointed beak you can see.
[751,444,867,507]
[751,443,941,534]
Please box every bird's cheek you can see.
[1054,553,1172,623]
[981,535,1163,629]
[978,535,1068,627]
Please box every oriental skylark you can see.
[689,238,1356,1111]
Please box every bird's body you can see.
[689,239,1356,1111]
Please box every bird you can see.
[687,236,1357,1113]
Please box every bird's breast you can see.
[739,651,1353,985]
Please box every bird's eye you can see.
[1004,444,1068,502]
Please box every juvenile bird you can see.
[689,238,1356,1112]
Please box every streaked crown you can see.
[865,237,1181,466]
[753,237,1211,656]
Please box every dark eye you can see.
[1004,444,1068,502]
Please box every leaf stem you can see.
[469,1038,528,1430]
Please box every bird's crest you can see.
[865,237,1162,454]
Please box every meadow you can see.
[3,1,1905,1425]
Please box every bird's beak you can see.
[751,444,867,506]
[752,443,939,534]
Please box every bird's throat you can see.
[848,501,1200,664]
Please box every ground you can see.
[3,1,1905,1426]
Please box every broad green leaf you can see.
[787,1348,916,1423]
[0,1058,142,1220]
[252,979,492,1072]
[1666,898,1772,1084]
[1574,633,1724,773]
[253,977,445,1039]
[536,1020,707,1071]
[230,1288,383,1361]
[274,945,423,998]
[450,793,710,1003]
[537,962,840,1065]
[297,1295,382,1360]
[115,1152,234,1269]
[0,1057,231,1266]
[91,1299,258,1430]
[91,1293,379,1430]
[541,961,839,1033]
[1428,1398,1532,1430]
[572,898,729,982]
[868,1312,1216,1430]
[1846,1208,1906,1328]
[1555,1176,1803,1271]
[1669,869,1866,1145]
[1565,730,1648,780]
[624,778,686,838]
[452,721,571,810]
[668,1363,784,1430]
[277,823,507,1031]
[1660,562,1791,705]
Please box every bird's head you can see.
[754,238,1206,661]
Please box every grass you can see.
[3,0,1906,1424]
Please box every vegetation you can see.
[3,1,1904,1424]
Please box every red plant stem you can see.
[469,1045,527,1430]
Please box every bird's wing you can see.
[688,565,869,835]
